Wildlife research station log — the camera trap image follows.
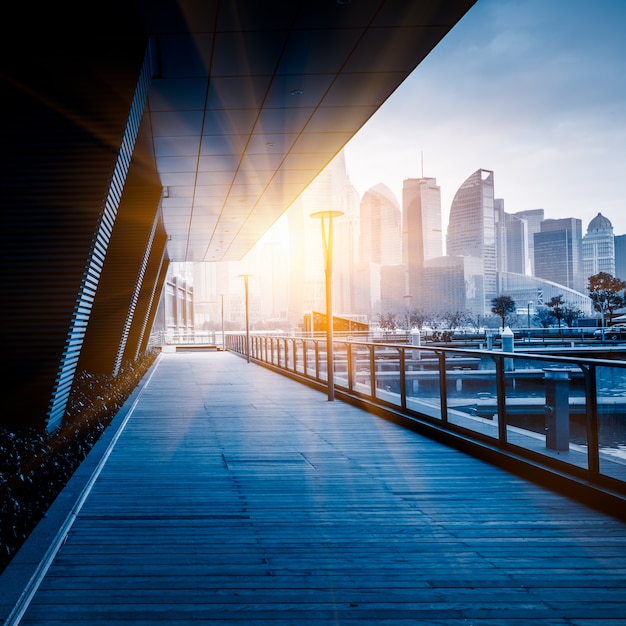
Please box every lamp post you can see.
[527,300,533,343]
[404,294,413,340]
[239,274,252,363]
[310,210,344,401]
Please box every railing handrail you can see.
[334,339,626,368]
[225,332,626,517]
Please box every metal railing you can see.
[226,334,626,504]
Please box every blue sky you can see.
[344,0,626,238]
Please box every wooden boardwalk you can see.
[2,351,626,625]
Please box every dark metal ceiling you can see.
[140,0,476,262]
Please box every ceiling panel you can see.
[141,0,477,263]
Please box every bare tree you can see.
[442,310,469,331]
[376,312,397,331]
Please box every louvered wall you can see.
[1,34,153,433]
[127,220,170,361]
[77,115,162,379]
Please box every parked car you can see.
[593,325,626,340]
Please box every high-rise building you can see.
[360,183,402,266]
[582,212,615,278]
[380,265,406,316]
[512,209,544,275]
[504,212,531,275]
[446,169,496,313]
[534,218,584,293]
[615,234,626,282]
[403,177,442,306]
[357,183,403,316]
[422,256,485,316]
[494,198,507,274]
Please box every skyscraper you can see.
[504,212,531,275]
[359,183,402,315]
[402,177,442,307]
[512,209,544,276]
[360,183,402,266]
[615,234,626,282]
[582,212,615,277]
[534,218,584,293]
[446,169,496,312]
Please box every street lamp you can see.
[527,300,533,343]
[310,210,344,401]
[238,274,252,363]
[404,294,413,339]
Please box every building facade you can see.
[582,212,615,278]
[534,218,584,293]
[402,177,443,307]
[446,169,496,313]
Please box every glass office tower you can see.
[402,177,442,308]
[446,169,496,313]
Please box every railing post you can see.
[315,341,320,381]
[543,368,570,451]
[495,355,508,447]
[369,345,376,398]
[581,364,600,478]
[347,343,354,392]
[437,351,448,424]
[399,347,407,410]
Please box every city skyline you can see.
[343,0,626,236]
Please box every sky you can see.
[343,0,626,237]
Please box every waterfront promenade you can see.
[2,350,626,625]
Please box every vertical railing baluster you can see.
[582,364,600,479]
[315,341,320,381]
[370,345,376,399]
[347,342,353,392]
[495,355,508,447]
[399,347,407,410]
[438,351,448,424]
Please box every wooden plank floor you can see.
[2,351,626,625]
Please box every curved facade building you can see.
[498,272,593,316]
[446,169,496,313]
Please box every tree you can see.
[465,313,484,333]
[562,305,584,328]
[376,312,397,331]
[547,295,565,332]
[588,272,626,326]
[442,310,469,330]
[490,295,516,330]
[410,309,428,332]
[533,307,555,329]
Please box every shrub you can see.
[0,349,158,573]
